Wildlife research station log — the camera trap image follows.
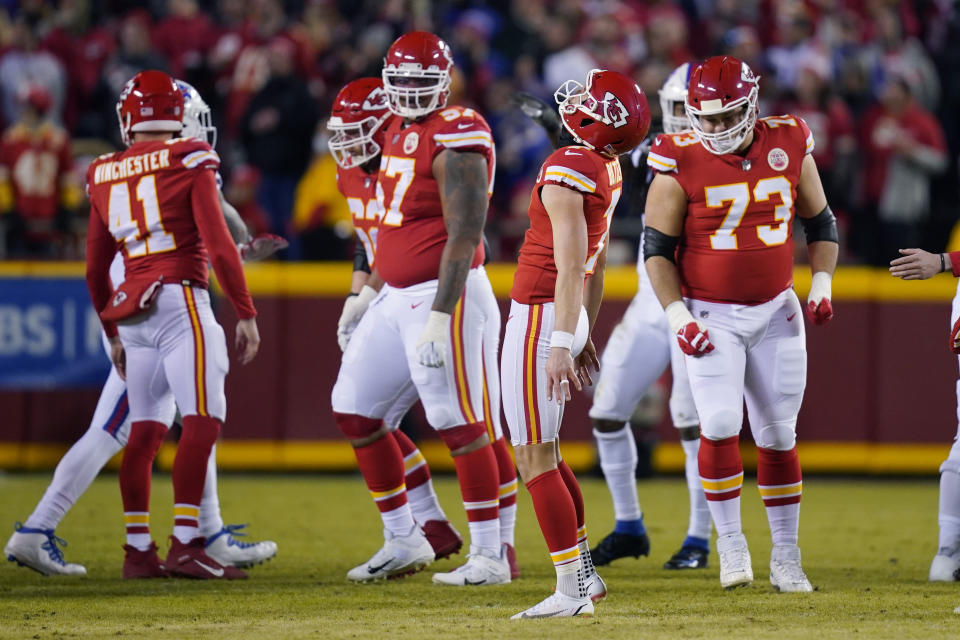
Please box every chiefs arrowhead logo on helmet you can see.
[599,92,629,129]
[685,56,760,155]
[361,87,388,112]
[327,78,393,169]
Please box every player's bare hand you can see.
[236,318,260,364]
[890,248,942,280]
[109,337,126,380]
[546,347,581,405]
[574,337,600,387]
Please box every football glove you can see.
[337,285,377,352]
[805,271,834,325]
[416,310,451,368]
[511,91,561,137]
[950,317,960,354]
[666,301,714,357]
[240,234,289,262]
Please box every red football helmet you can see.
[685,56,760,155]
[327,77,392,169]
[116,70,184,146]
[382,31,453,119]
[555,69,651,157]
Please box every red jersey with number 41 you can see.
[85,137,254,326]
[336,166,383,268]
[375,106,494,288]
[511,145,623,305]
[647,115,814,305]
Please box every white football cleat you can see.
[717,532,753,589]
[511,591,594,619]
[204,524,278,569]
[432,546,510,586]
[769,544,813,592]
[347,526,434,583]
[928,546,960,582]
[585,571,607,602]
[4,524,86,576]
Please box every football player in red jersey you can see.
[644,56,839,592]
[4,80,279,578]
[85,70,259,580]
[503,69,649,619]
[327,77,464,562]
[331,32,515,586]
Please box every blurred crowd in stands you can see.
[0,0,958,266]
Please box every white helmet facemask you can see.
[327,112,389,169]
[382,64,450,119]
[685,85,758,155]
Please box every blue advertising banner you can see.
[0,276,109,388]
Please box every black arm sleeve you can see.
[801,205,839,244]
[353,239,370,273]
[643,227,680,263]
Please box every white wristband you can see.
[664,300,696,335]
[550,330,575,351]
[808,271,832,303]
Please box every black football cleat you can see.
[663,545,709,570]
[589,531,651,567]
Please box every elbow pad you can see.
[801,205,839,244]
[353,239,371,274]
[643,227,680,264]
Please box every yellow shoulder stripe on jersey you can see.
[434,131,493,148]
[647,151,677,171]
[182,150,220,169]
[544,166,597,193]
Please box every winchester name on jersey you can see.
[336,166,383,268]
[512,145,623,304]
[648,116,815,305]
[86,138,221,286]
[375,106,494,288]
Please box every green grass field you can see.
[0,472,958,639]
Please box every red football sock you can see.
[492,437,518,511]
[392,429,430,492]
[452,444,499,523]
[557,459,584,529]
[525,468,579,561]
[698,435,744,537]
[173,416,221,511]
[120,421,167,516]
[757,446,802,507]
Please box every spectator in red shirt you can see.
[859,75,948,265]
[153,0,217,82]
[0,86,80,257]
